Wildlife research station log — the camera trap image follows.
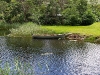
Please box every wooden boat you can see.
[33,34,65,39]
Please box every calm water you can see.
[0,36,100,75]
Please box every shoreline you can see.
[1,22,100,43]
[7,32,100,44]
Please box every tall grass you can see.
[0,60,34,75]
[0,21,21,30]
[9,22,55,37]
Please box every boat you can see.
[32,34,65,39]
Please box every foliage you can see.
[9,22,55,37]
[0,59,34,75]
[77,0,88,16]
[0,0,100,25]
[4,2,24,23]
[81,10,96,25]
[1,0,11,3]
[0,21,20,29]
[0,1,8,21]
[39,0,62,25]
[62,0,97,25]
[89,0,100,21]
[8,22,100,37]
[62,7,81,25]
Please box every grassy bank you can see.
[42,22,100,36]
[9,22,100,37]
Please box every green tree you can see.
[77,0,88,16]
[89,0,100,21]
[81,10,96,25]
[38,0,63,25]
[62,0,81,25]
[3,2,23,23]
[0,1,8,21]
[1,0,11,3]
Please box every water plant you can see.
[0,60,34,75]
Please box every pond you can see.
[0,31,100,75]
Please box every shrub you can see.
[3,2,25,23]
[62,7,81,25]
[81,10,96,25]
[69,15,81,26]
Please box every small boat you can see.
[32,34,65,39]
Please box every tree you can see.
[62,0,81,25]
[0,1,8,21]
[1,0,11,3]
[89,0,100,21]
[81,10,96,25]
[77,0,88,16]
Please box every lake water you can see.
[0,35,100,75]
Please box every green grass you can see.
[42,22,100,36]
[9,22,100,37]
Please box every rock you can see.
[65,33,86,40]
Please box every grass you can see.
[6,22,100,37]
[0,21,21,30]
[9,22,55,37]
[42,22,100,36]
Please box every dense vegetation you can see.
[0,59,35,75]
[0,0,100,25]
[9,22,55,37]
[7,22,100,37]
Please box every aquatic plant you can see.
[0,60,34,75]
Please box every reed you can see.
[0,60,34,75]
[0,21,20,30]
[9,22,55,37]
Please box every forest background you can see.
[0,0,100,26]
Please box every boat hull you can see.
[33,35,65,39]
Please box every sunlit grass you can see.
[42,22,100,36]
[9,22,100,37]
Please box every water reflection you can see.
[0,37,100,75]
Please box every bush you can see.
[39,15,63,25]
[69,15,81,25]
[81,10,96,25]
[4,2,25,23]
[62,7,81,25]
